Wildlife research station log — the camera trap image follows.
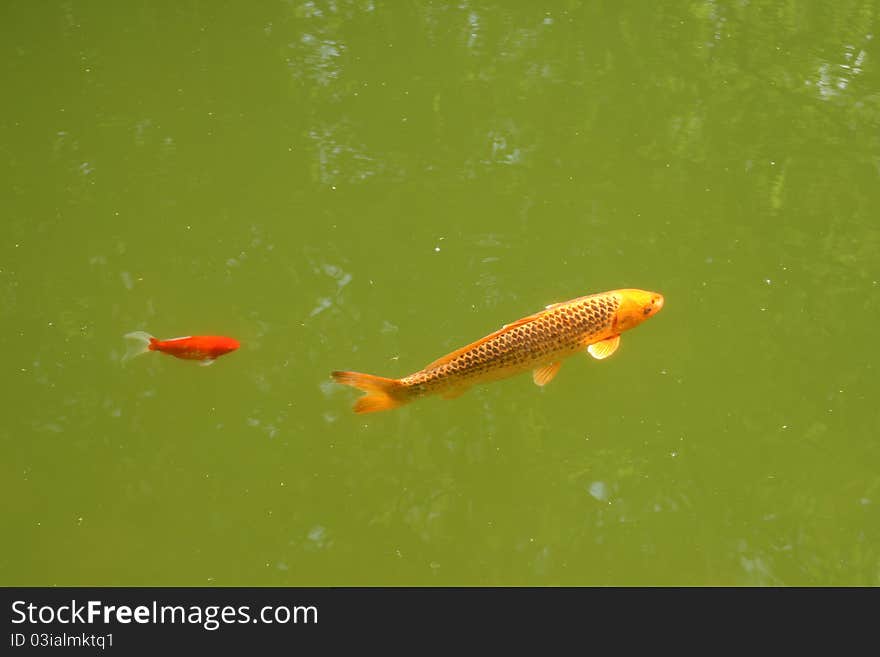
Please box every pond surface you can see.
[2,1,879,585]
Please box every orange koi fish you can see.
[332,288,663,413]
[123,331,240,366]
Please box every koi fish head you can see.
[613,289,664,332]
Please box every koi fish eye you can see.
[643,295,663,315]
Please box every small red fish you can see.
[123,331,240,366]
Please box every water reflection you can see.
[307,124,382,185]
[811,41,869,100]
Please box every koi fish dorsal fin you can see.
[587,335,620,360]
[532,362,562,386]
[423,310,547,370]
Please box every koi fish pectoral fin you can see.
[532,362,562,386]
[199,358,217,367]
[587,335,620,360]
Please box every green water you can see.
[3,1,879,586]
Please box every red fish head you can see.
[212,336,241,355]
[613,289,664,332]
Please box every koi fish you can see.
[332,288,663,413]
[123,331,240,366]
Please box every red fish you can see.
[123,331,239,366]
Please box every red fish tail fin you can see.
[122,331,156,363]
[331,370,408,414]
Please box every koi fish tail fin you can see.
[331,370,409,414]
[122,331,158,363]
